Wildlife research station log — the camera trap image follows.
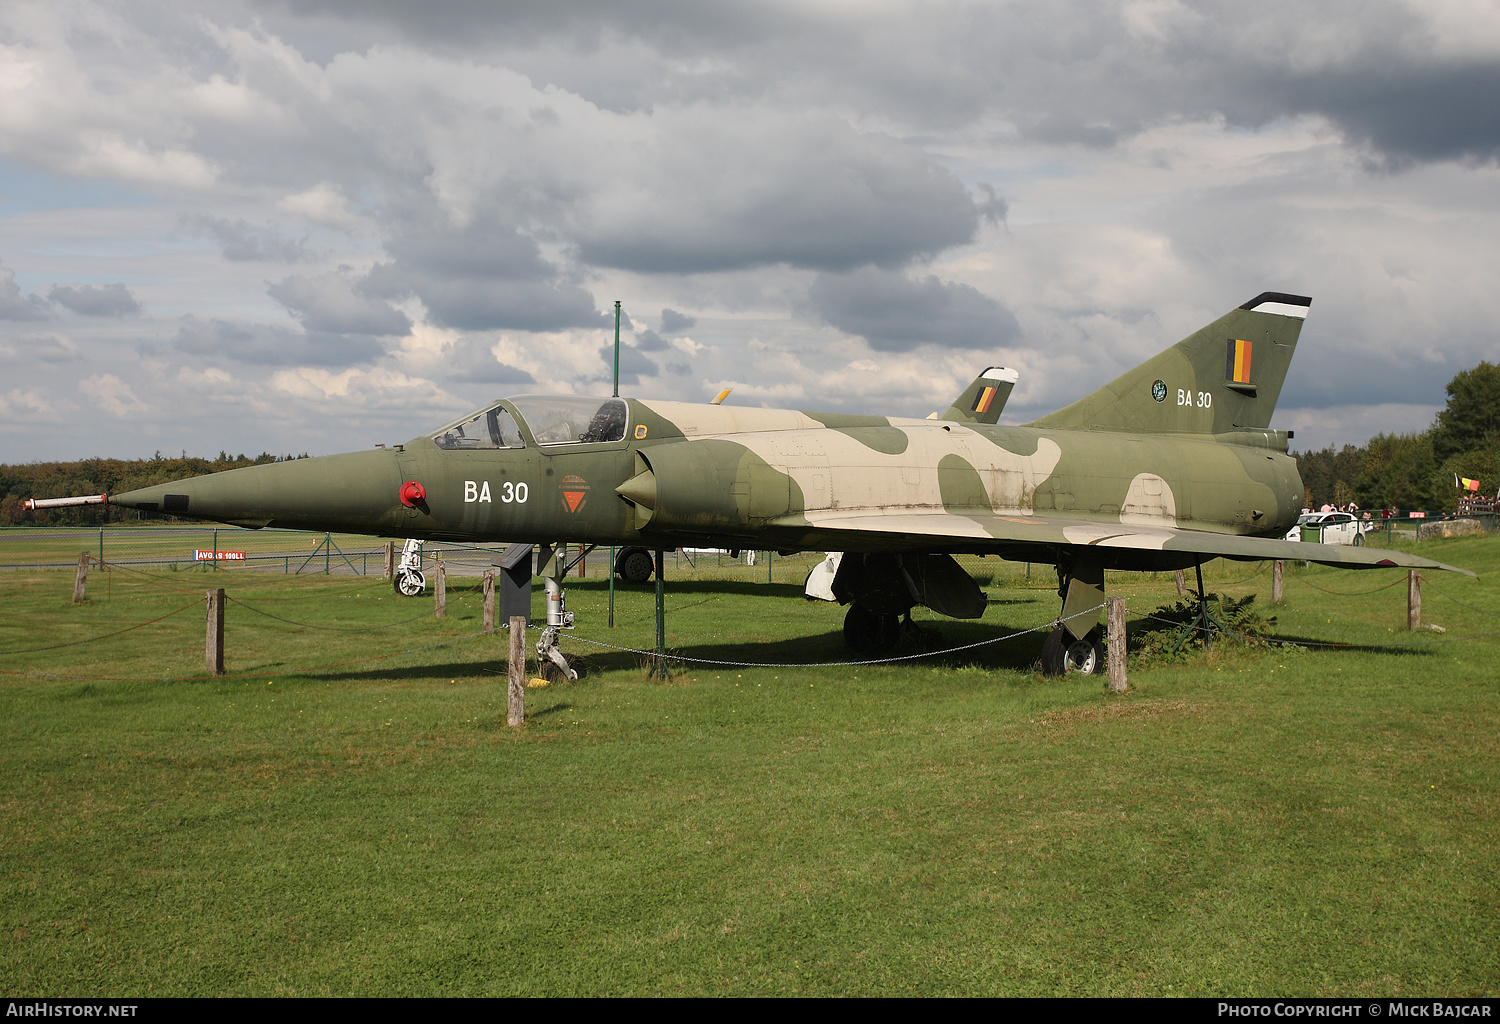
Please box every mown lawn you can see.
[2,538,1497,995]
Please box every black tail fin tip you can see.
[1240,292,1311,316]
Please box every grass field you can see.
[2,539,1498,996]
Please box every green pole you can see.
[654,548,666,678]
[212,528,218,572]
[99,527,104,565]
[613,300,621,399]
[325,532,331,575]
[608,545,615,628]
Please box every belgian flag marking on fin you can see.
[972,386,998,414]
[1226,339,1252,384]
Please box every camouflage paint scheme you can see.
[93,293,1469,656]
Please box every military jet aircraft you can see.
[27,292,1470,675]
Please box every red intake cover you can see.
[399,480,426,507]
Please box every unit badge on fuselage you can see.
[561,475,589,513]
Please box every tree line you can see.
[1294,361,1500,511]
[0,451,309,527]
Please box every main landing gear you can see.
[1040,624,1103,675]
[1041,557,1107,676]
[842,604,913,654]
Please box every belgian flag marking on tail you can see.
[972,385,999,414]
[1226,339,1252,384]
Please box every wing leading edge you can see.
[768,509,1475,577]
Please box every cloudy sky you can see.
[3,0,1499,461]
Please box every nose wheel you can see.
[393,538,427,597]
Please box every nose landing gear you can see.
[393,538,426,596]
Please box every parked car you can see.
[1285,511,1368,545]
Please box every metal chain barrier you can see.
[1421,578,1500,619]
[1140,611,1500,648]
[1287,567,1410,597]
[560,604,1100,669]
[1204,560,1272,587]
[0,597,206,655]
[225,595,436,631]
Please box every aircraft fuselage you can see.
[108,396,1304,574]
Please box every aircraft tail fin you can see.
[936,367,1018,425]
[1028,292,1310,434]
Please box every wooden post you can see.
[206,588,225,676]
[383,540,395,579]
[507,616,525,727]
[1174,569,1186,597]
[482,570,495,633]
[434,559,447,618]
[73,551,89,604]
[1272,560,1284,604]
[1408,570,1421,631]
[1106,595,1127,692]
[578,549,586,577]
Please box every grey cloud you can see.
[174,315,385,367]
[442,336,536,387]
[660,308,695,334]
[0,264,50,322]
[1020,115,1121,150]
[260,0,794,52]
[974,185,1007,228]
[810,268,1020,353]
[573,115,979,273]
[596,342,657,386]
[47,283,141,317]
[186,215,312,263]
[633,328,668,351]
[365,212,596,332]
[268,272,412,336]
[2,334,80,364]
[1235,63,1500,166]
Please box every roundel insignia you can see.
[634,424,648,439]
[1152,379,1167,403]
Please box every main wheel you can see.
[394,569,425,597]
[615,546,655,584]
[1041,624,1104,676]
[1352,533,1363,546]
[843,604,901,653]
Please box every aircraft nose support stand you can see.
[534,543,593,683]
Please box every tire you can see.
[1352,533,1363,546]
[843,604,900,653]
[394,569,425,597]
[1041,624,1103,676]
[615,546,655,584]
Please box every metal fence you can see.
[0,525,511,577]
[0,527,812,582]
[1363,513,1498,543]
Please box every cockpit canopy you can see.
[430,396,628,450]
